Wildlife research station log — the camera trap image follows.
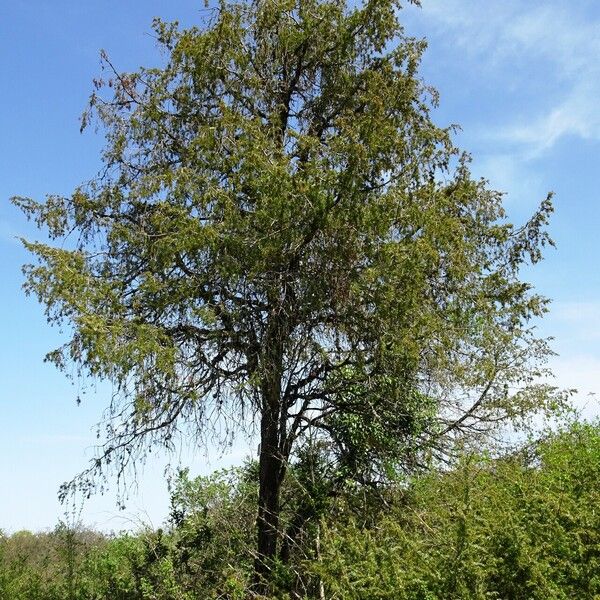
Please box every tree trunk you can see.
[254,334,286,590]
[255,405,283,581]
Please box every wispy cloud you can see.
[504,82,600,157]
[416,0,600,156]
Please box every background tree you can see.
[14,0,567,586]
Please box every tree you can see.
[14,0,567,587]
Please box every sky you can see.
[0,0,598,533]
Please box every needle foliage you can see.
[13,0,568,582]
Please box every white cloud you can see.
[419,1,600,73]
[415,0,600,155]
[501,76,600,158]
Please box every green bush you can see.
[2,423,600,599]
[314,422,600,600]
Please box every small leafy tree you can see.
[168,467,256,596]
[14,0,567,585]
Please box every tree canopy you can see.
[13,0,568,584]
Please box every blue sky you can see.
[1,0,598,532]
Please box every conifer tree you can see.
[14,0,566,585]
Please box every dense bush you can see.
[1,422,599,599]
[315,422,600,599]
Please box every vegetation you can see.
[1,422,599,599]
[12,0,568,588]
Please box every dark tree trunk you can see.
[255,404,283,580]
[253,323,287,590]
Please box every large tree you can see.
[14,0,566,586]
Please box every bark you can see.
[255,403,284,581]
[253,316,287,589]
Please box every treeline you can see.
[2,421,599,599]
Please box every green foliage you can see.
[13,0,567,506]
[0,525,104,600]
[78,535,143,599]
[167,467,256,597]
[1,423,600,598]
[12,1,572,587]
[314,421,600,599]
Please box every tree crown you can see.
[13,0,567,498]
